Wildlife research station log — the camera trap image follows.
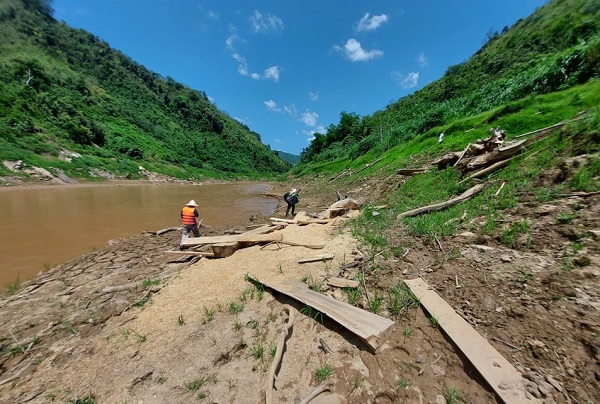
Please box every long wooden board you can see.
[262,280,394,352]
[181,232,282,247]
[404,278,538,403]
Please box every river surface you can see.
[0,182,278,286]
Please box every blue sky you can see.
[53,0,549,155]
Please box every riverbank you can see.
[1,165,598,403]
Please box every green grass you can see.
[387,283,421,319]
[315,363,333,382]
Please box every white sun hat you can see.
[186,200,198,206]
[291,188,297,193]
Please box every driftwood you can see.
[211,242,239,258]
[327,277,360,288]
[298,253,334,264]
[459,157,515,184]
[397,184,485,220]
[396,168,428,176]
[144,226,180,236]
[355,157,384,174]
[261,240,325,250]
[164,251,214,257]
[265,306,297,404]
[181,232,282,247]
[328,168,352,182]
[298,380,334,404]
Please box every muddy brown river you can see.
[0,182,278,286]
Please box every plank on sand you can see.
[404,278,539,404]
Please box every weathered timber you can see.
[260,279,394,352]
[397,184,485,219]
[396,168,428,176]
[298,253,334,264]
[459,157,515,183]
[181,232,282,247]
[327,277,360,288]
[211,242,240,258]
[404,278,539,404]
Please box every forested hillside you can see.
[300,0,599,164]
[0,0,290,181]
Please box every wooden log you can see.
[181,232,282,247]
[211,242,240,258]
[259,279,394,352]
[404,278,538,404]
[275,241,325,249]
[397,184,485,219]
[270,217,296,224]
[396,168,428,176]
[327,277,360,288]
[298,253,334,264]
[355,157,383,174]
[164,251,214,257]
[459,157,514,184]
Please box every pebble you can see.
[545,375,563,392]
[500,254,512,263]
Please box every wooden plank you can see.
[404,278,538,404]
[298,253,334,264]
[181,232,282,247]
[262,280,394,352]
[211,242,240,258]
[327,277,360,288]
[164,251,214,257]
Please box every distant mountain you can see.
[276,151,300,165]
[0,0,291,181]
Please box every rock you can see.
[500,254,512,263]
[474,244,495,251]
[534,205,559,216]
[545,375,563,392]
[457,231,477,241]
[588,230,600,240]
[578,269,599,278]
[528,340,545,348]
[431,364,445,377]
[537,380,553,397]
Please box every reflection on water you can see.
[0,182,278,286]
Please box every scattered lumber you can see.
[298,253,334,264]
[164,251,214,257]
[211,242,239,258]
[270,217,296,224]
[404,278,538,404]
[397,184,485,220]
[266,241,325,250]
[181,232,282,247]
[327,277,360,288]
[396,168,428,176]
[459,157,515,183]
[259,279,394,352]
[328,168,352,182]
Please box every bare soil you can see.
[0,170,598,404]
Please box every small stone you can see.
[474,244,495,251]
[537,380,553,397]
[431,364,445,377]
[545,375,563,392]
[528,340,545,348]
[415,355,426,364]
[500,255,512,263]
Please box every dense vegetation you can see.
[0,0,290,181]
[299,0,599,164]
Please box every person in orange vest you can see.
[180,199,200,249]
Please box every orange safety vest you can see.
[181,206,197,225]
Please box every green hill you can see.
[0,0,290,182]
[298,0,599,165]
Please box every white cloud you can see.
[284,104,297,116]
[334,39,383,62]
[301,111,319,127]
[250,10,284,33]
[309,92,319,101]
[417,52,428,67]
[392,71,419,89]
[304,125,326,142]
[356,13,388,32]
[264,66,280,82]
[232,53,249,76]
[264,100,280,112]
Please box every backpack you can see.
[283,192,290,203]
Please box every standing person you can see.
[284,188,300,217]
[180,199,200,249]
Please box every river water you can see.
[0,182,278,287]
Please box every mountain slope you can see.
[299,0,599,164]
[0,0,290,181]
